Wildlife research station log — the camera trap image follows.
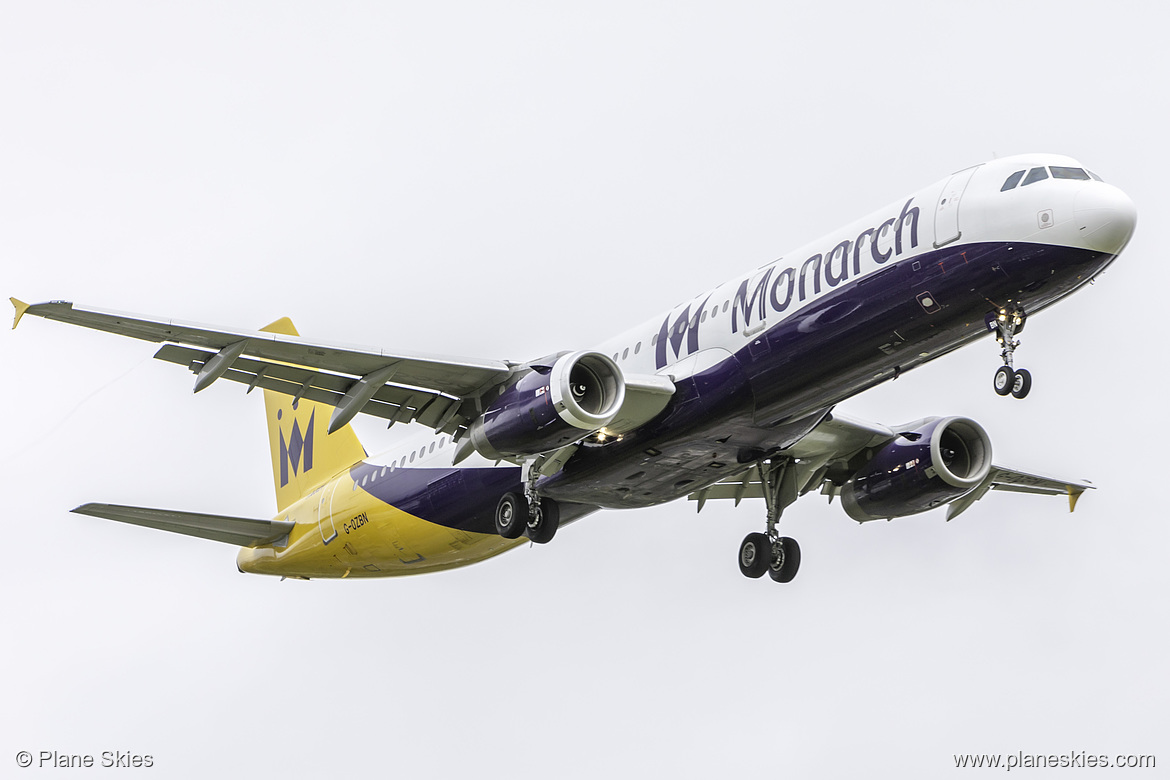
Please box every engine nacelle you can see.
[468,351,625,459]
[840,416,993,522]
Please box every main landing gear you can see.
[987,306,1031,399]
[738,459,802,584]
[494,460,560,544]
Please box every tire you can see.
[526,498,560,544]
[993,365,1015,396]
[495,493,527,539]
[768,537,801,583]
[738,533,771,579]
[1010,368,1032,399]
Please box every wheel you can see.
[526,498,560,544]
[993,365,1015,396]
[738,533,771,579]
[1010,368,1032,399]
[495,493,527,539]
[768,537,801,583]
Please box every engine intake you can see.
[840,416,992,522]
[468,351,625,458]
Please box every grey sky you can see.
[2,2,1166,777]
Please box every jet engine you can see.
[839,416,992,522]
[468,351,625,459]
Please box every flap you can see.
[20,300,513,398]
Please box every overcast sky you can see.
[2,3,1166,777]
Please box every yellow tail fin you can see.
[259,317,367,512]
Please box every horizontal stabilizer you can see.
[72,503,294,548]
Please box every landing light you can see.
[592,427,622,444]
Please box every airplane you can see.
[11,153,1136,582]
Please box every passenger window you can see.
[622,348,629,360]
[1050,166,1091,181]
[438,437,445,448]
[429,442,435,453]
[1022,167,1049,186]
[651,334,658,346]
[634,342,641,355]
[409,452,416,463]
[700,310,707,323]
[722,301,729,313]
[1001,170,1026,191]
[711,305,718,318]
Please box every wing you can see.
[73,503,295,547]
[14,299,516,437]
[12,298,677,443]
[688,413,1094,518]
[687,412,894,510]
[943,466,1094,521]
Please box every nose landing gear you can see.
[987,307,1031,399]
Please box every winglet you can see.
[1068,486,1085,513]
[10,297,30,330]
[260,316,299,337]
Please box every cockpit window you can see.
[1050,166,1091,181]
[1001,170,1026,191]
[1021,167,1049,186]
[1088,170,1104,182]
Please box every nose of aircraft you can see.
[1075,184,1137,254]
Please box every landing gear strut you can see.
[737,458,802,584]
[987,306,1031,399]
[493,459,560,544]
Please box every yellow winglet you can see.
[1068,486,1085,513]
[10,297,30,330]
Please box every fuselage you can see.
[237,153,1136,579]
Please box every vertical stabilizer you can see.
[259,318,367,512]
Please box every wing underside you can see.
[14,299,678,442]
[687,414,1093,519]
[15,299,515,437]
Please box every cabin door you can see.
[317,481,339,544]
[933,166,979,248]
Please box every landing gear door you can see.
[933,166,979,248]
